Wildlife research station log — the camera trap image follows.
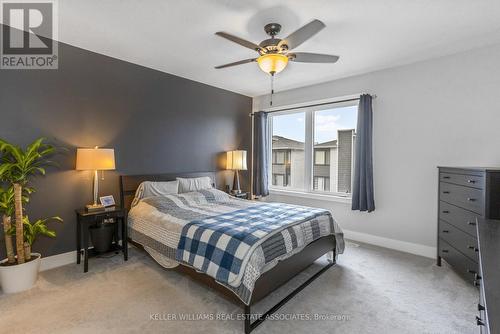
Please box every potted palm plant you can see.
[0,138,62,293]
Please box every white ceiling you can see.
[27,1,500,96]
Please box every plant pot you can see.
[89,223,114,253]
[0,253,41,294]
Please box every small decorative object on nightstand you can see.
[75,206,127,273]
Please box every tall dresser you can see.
[437,167,500,284]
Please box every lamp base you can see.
[231,170,241,194]
[85,203,105,213]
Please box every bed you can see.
[120,171,344,333]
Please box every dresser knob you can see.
[442,249,449,253]
[467,179,476,184]
[478,303,485,311]
[467,221,476,226]
[442,210,450,214]
[468,245,479,252]
[442,230,449,233]
[467,198,476,202]
[443,176,450,179]
[476,316,485,326]
[443,191,450,194]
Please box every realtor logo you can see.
[1,0,58,69]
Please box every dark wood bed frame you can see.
[120,171,336,333]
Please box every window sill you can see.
[269,188,352,204]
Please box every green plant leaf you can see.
[21,215,63,246]
[6,225,15,235]
[0,137,56,184]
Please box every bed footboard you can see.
[244,235,336,333]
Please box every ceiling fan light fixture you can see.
[257,54,288,75]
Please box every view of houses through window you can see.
[270,103,357,195]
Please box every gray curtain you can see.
[352,94,375,212]
[252,111,269,197]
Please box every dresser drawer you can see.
[439,238,478,284]
[439,201,478,236]
[439,220,478,262]
[440,172,485,190]
[440,182,484,214]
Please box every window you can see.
[314,149,329,165]
[273,174,285,187]
[269,102,357,196]
[272,150,289,165]
[270,112,305,190]
[314,176,330,192]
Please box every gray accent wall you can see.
[0,39,251,258]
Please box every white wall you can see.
[253,44,500,257]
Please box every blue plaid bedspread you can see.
[176,202,330,285]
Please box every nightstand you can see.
[230,192,249,199]
[75,207,128,272]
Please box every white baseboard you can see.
[40,242,130,272]
[343,229,436,259]
[40,250,76,272]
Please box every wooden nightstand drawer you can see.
[439,201,478,236]
[440,172,485,190]
[440,182,484,214]
[439,220,478,262]
[231,192,249,199]
[95,212,124,220]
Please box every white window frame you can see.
[267,99,358,201]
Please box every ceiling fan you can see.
[214,19,339,75]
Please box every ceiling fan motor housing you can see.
[264,23,282,37]
[259,38,281,52]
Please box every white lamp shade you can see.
[226,150,247,171]
[76,148,115,170]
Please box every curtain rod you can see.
[249,94,377,116]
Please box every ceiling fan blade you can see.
[280,19,326,50]
[215,32,264,52]
[215,58,257,69]
[289,52,339,63]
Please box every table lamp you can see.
[76,147,115,211]
[226,150,247,194]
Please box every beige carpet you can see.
[0,241,477,334]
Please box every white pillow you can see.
[131,180,179,207]
[177,177,213,193]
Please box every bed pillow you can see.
[177,176,213,193]
[131,180,179,207]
